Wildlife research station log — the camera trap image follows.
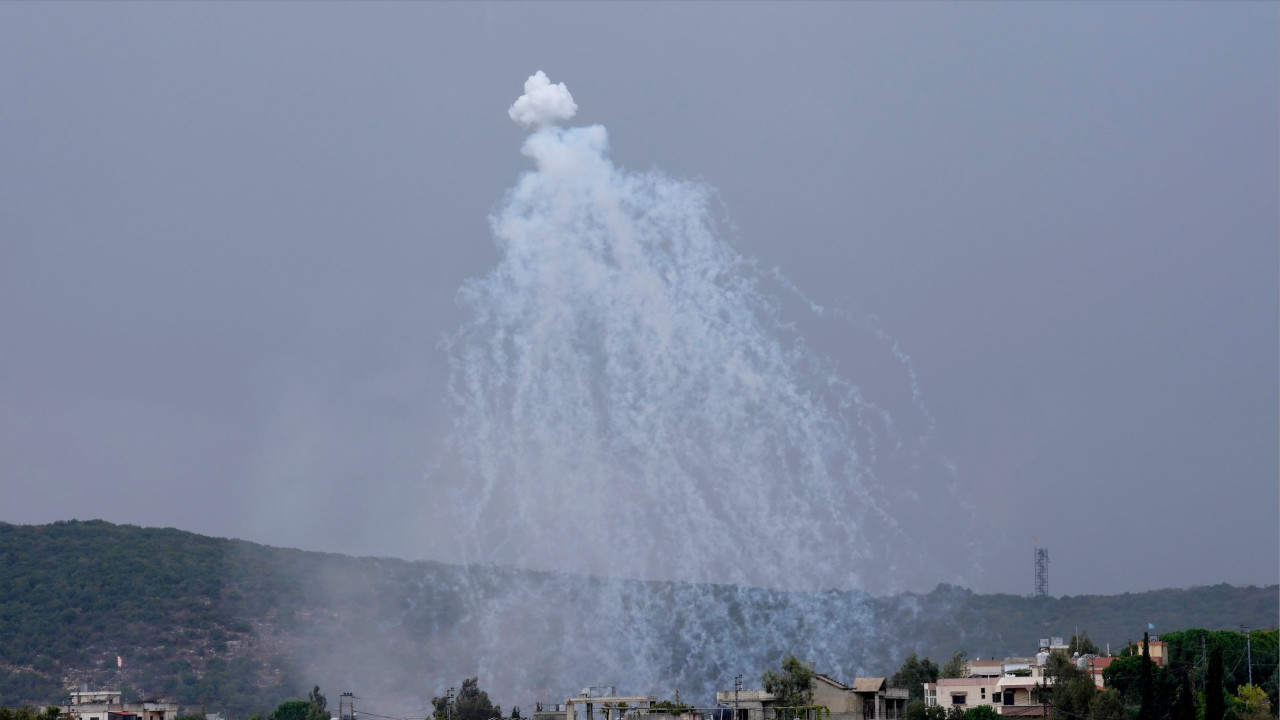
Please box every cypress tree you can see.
[1171,667,1196,720]
[1205,644,1225,720]
[1138,633,1154,720]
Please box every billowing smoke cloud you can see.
[427,73,974,700]
[508,71,578,128]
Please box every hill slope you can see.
[1,521,1274,716]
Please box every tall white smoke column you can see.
[445,72,964,594]
[429,71,978,703]
[445,70,962,594]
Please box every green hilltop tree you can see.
[434,678,498,720]
[1103,655,1143,703]
[1044,650,1095,720]
[940,651,968,680]
[269,687,329,720]
[308,687,329,720]
[1069,632,1099,657]
[762,654,815,717]
[270,701,314,720]
[1104,647,1174,717]
[1158,629,1279,696]
[891,653,940,702]
[1088,689,1123,720]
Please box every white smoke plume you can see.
[427,72,975,700]
[445,73,968,593]
[507,70,577,128]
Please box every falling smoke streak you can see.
[429,72,972,702]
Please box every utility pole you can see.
[340,693,355,720]
[1242,625,1253,686]
[448,688,455,720]
[734,675,742,720]
[1201,636,1207,692]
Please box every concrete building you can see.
[921,642,1113,717]
[848,678,908,720]
[812,675,856,715]
[715,675,907,720]
[710,689,776,720]
[717,690,777,709]
[1132,640,1168,667]
[558,689,659,720]
[62,691,179,720]
[965,659,1042,680]
[923,677,1044,717]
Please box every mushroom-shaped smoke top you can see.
[508,71,578,128]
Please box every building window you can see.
[952,696,966,706]
[980,690,986,700]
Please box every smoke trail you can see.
[445,71,964,591]
[431,72,972,698]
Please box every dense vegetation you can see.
[431,677,501,720]
[1,521,1275,719]
[0,521,329,713]
[892,630,1278,720]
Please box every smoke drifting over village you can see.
[399,69,969,701]
[0,3,1275,712]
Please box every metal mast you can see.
[1034,547,1049,598]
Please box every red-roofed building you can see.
[1085,656,1115,689]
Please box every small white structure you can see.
[563,692,659,720]
[63,690,179,720]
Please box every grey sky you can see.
[1,2,1275,596]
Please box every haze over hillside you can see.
[3,3,1276,601]
[2,12,1274,720]
[1,521,1274,716]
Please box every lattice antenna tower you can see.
[1034,547,1049,597]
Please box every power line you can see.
[358,711,421,720]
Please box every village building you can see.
[715,674,908,720]
[1139,640,1168,667]
[709,689,776,720]
[547,688,659,720]
[61,690,179,720]
[923,676,1044,717]
[1083,656,1114,689]
[922,634,1134,716]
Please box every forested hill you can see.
[1,521,1275,717]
